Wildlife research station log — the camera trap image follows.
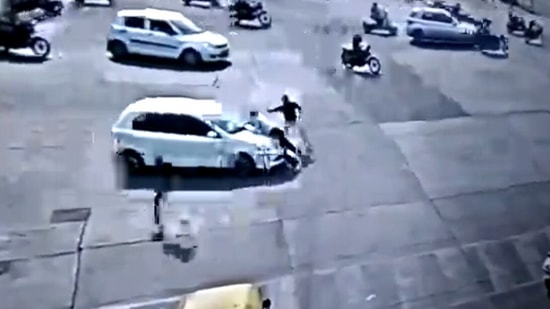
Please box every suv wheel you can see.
[109,41,127,59]
[179,49,201,67]
[412,29,424,41]
[121,150,144,173]
[234,153,255,177]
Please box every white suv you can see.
[107,8,230,66]
[111,97,286,175]
[406,7,477,43]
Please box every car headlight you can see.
[202,42,214,48]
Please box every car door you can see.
[420,12,443,39]
[128,112,175,165]
[146,19,181,58]
[175,115,225,168]
[432,12,457,41]
[121,16,152,55]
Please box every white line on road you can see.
[95,296,182,309]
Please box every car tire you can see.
[121,150,144,173]
[30,37,50,59]
[412,29,424,41]
[109,41,127,60]
[179,49,202,67]
[234,153,255,177]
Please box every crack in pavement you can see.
[70,219,90,309]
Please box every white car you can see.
[111,97,286,175]
[106,8,230,65]
[406,7,477,43]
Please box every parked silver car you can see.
[406,7,477,43]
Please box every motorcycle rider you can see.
[526,19,543,39]
[350,34,371,67]
[370,2,387,27]
[232,0,259,20]
[268,127,301,172]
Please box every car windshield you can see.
[171,18,204,35]
[208,119,242,134]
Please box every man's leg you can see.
[545,278,550,299]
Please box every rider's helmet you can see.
[371,2,378,10]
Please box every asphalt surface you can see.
[1,0,550,308]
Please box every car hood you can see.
[177,31,228,46]
[231,130,274,148]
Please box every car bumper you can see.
[202,48,230,62]
[254,152,286,170]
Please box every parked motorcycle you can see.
[0,19,51,59]
[340,43,381,75]
[524,21,543,45]
[229,0,271,29]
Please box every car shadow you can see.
[117,165,298,191]
[110,55,231,72]
[0,51,50,64]
[410,40,476,51]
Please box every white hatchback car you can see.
[111,97,286,175]
[406,7,477,43]
[106,8,230,65]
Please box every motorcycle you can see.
[229,1,272,29]
[507,11,527,34]
[362,9,397,36]
[340,43,381,75]
[0,19,51,59]
[474,19,509,57]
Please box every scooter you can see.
[507,11,527,35]
[229,1,272,29]
[362,10,397,36]
[524,22,544,46]
[340,43,381,75]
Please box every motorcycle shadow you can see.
[0,50,50,64]
[110,54,231,72]
[116,164,299,192]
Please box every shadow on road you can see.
[410,40,476,51]
[110,55,231,72]
[0,52,50,64]
[117,165,298,191]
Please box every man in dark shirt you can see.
[268,94,302,126]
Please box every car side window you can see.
[421,12,436,22]
[179,115,213,137]
[132,113,163,132]
[149,19,176,35]
[433,13,453,23]
[124,17,145,29]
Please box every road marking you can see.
[95,296,182,309]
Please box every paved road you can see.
[1,0,550,308]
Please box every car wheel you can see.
[234,153,255,177]
[109,41,127,60]
[412,29,424,41]
[179,49,202,67]
[30,37,50,59]
[121,150,144,173]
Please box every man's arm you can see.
[267,105,283,113]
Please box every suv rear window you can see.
[124,17,144,28]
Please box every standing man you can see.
[268,94,313,156]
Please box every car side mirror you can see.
[207,131,219,138]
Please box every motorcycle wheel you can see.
[30,37,50,59]
[367,56,381,75]
[258,12,271,28]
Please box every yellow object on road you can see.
[180,283,263,309]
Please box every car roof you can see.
[117,8,189,21]
[412,6,450,15]
[123,97,222,118]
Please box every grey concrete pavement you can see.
[1,0,550,308]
